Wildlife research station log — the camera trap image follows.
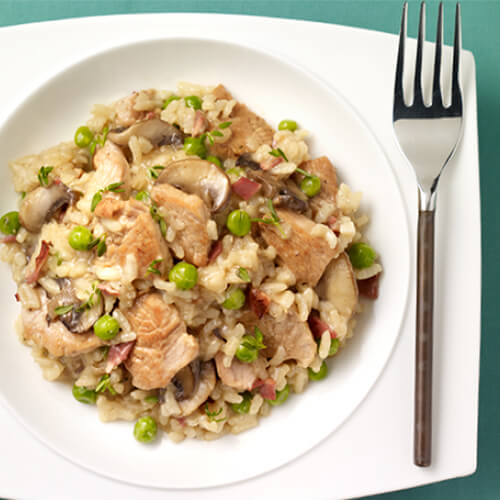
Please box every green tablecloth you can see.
[0,1,498,498]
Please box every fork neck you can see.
[418,186,438,212]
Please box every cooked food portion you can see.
[259,209,338,286]
[1,82,382,444]
[124,293,199,390]
[151,183,211,266]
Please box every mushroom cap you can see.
[47,279,104,334]
[156,159,231,212]
[316,252,359,319]
[107,118,184,148]
[177,361,216,417]
[19,182,73,233]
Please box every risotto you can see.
[0,83,382,443]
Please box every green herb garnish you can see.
[150,202,167,238]
[269,148,288,162]
[251,199,285,237]
[218,121,232,129]
[54,304,74,316]
[90,182,125,212]
[146,259,163,276]
[204,403,226,423]
[37,166,53,187]
[89,125,109,155]
[149,165,165,180]
[95,374,116,395]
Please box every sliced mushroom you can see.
[273,186,308,213]
[19,182,73,233]
[47,279,103,334]
[316,252,358,319]
[177,361,216,417]
[236,153,261,170]
[156,159,231,212]
[172,359,201,401]
[107,118,184,148]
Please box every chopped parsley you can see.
[54,304,74,316]
[146,259,163,276]
[90,182,125,212]
[37,166,53,187]
[204,403,226,423]
[269,148,288,162]
[149,165,165,180]
[95,374,116,395]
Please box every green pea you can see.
[278,120,298,132]
[308,361,328,381]
[268,384,290,406]
[74,126,94,148]
[0,211,20,235]
[183,136,207,159]
[223,287,246,310]
[235,343,258,363]
[300,175,321,197]
[68,226,93,251]
[93,314,120,340]
[72,384,97,404]
[169,261,198,290]
[206,155,222,168]
[162,95,180,109]
[231,392,252,414]
[347,242,376,269]
[184,95,202,110]
[329,338,340,357]
[134,416,158,443]
[226,209,251,237]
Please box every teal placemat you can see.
[0,1,498,499]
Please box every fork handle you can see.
[414,210,435,467]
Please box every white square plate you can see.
[0,13,480,500]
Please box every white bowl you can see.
[0,37,410,489]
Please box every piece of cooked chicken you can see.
[124,293,199,390]
[259,209,337,286]
[151,183,211,267]
[214,353,266,391]
[94,198,171,279]
[209,84,274,159]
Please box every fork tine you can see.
[413,2,426,106]
[394,2,408,108]
[432,3,443,107]
[451,3,462,108]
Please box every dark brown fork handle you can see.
[414,210,435,467]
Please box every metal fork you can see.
[393,2,463,467]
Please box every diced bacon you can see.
[105,341,136,373]
[248,288,270,319]
[14,293,20,302]
[176,417,186,427]
[357,273,380,299]
[207,239,223,264]
[308,314,336,340]
[98,283,121,297]
[252,378,276,400]
[232,177,262,201]
[326,215,337,228]
[1,235,17,243]
[192,110,208,137]
[26,240,51,285]
[145,111,157,120]
[260,156,283,171]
